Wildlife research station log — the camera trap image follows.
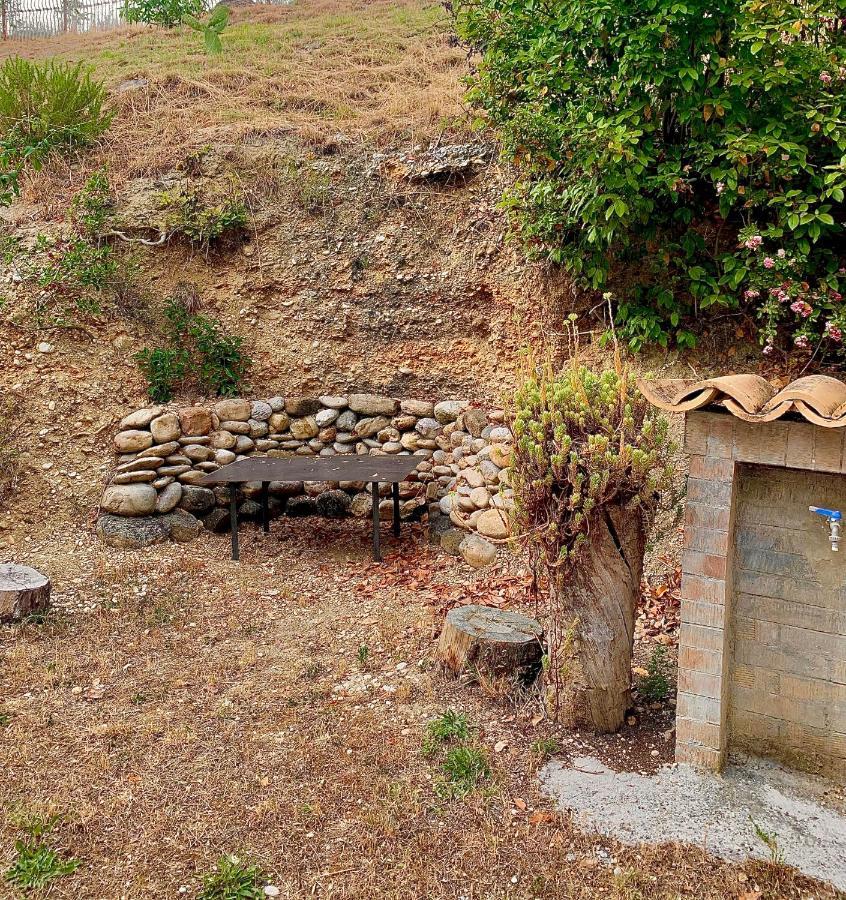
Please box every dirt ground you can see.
[1,520,840,899]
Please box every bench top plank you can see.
[198,455,420,484]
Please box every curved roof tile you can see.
[638,374,846,428]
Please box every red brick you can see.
[682,572,727,605]
[685,502,730,532]
[682,549,727,580]
[688,455,735,482]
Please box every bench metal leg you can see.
[371,480,381,562]
[261,481,270,533]
[230,490,240,561]
[392,481,400,537]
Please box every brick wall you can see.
[677,411,846,775]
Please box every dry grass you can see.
[0,0,468,189]
[0,524,840,899]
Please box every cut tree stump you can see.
[438,604,543,683]
[0,563,51,623]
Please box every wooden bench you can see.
[199,455,420,562]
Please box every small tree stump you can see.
[438,604,543,683]
[0,563,51,623]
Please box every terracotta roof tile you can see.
[638,374,846,428]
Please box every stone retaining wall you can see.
[98,393,514,566]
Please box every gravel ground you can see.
[541,752,846,892]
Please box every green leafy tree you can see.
[455,0,846,356]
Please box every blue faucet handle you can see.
[809,506,842,521]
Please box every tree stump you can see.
[550,503,647,733]
[0,563,51,623]
[438,604,543,683]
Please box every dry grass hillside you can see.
[0,0,584,543]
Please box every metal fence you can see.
[0,0,125,38]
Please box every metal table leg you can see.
[230,488,240,561]
[261,481,270,533]
[392,481,400,537]
[371,480,381,562]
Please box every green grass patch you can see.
[422,709,470,754]
[435,746,491,799]
[198,854,267,900]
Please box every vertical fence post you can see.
[1,0,7,41]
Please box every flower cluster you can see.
[738,226,845,358]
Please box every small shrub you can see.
[122,0,204,27]
[512,346,672,725]
[136,294,251,401]
[636,645,673,703]
[0,58,111,153]
[18,175,140,323]
[436,746,491,799]
[135,346,190,403]
[198,854,266,900]
[356,644,370,668]
[71,169,113,236]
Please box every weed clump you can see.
[4,807,79,893]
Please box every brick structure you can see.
[677,410,846,774]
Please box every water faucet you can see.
[809,506,842,551]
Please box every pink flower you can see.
[826,322,843,342]
[744,235,763,250]
[763,344,774,355]
[830,291,843,302]
[769,286,782,296]
[716,181,725,195]
[820,71,833,84]
[743,289,760,300]
[794,335,810,349]
[777,249,786,258]
[763,257,775,269]
[790,300,813,317]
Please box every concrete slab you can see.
[540,753,846,891]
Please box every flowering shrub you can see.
[455,0,846,357]
[740,227,846,355]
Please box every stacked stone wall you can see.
[99,393,514,565]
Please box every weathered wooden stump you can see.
[438,604,543,683]
[0,563,51,622]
